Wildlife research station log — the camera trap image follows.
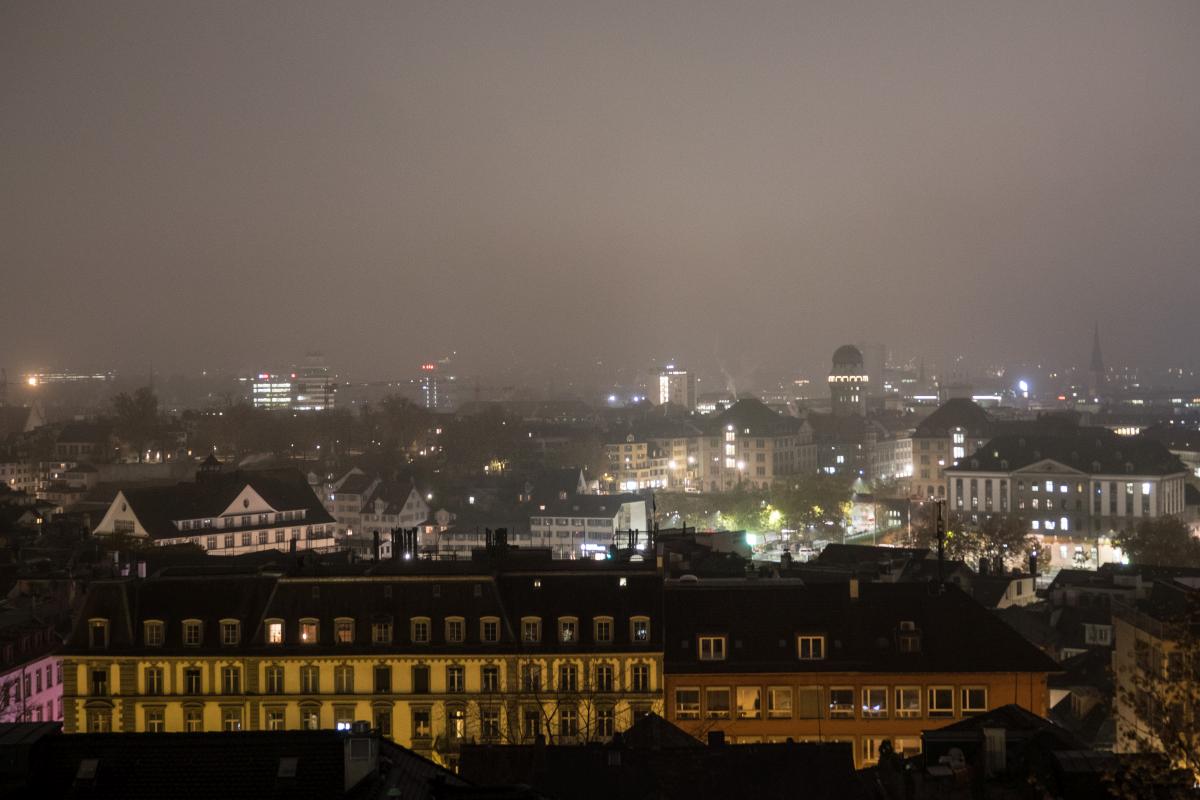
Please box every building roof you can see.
[913,398,992,438]
[115,468,334,540]
[458,724,862,800]
[663,580,1060,675]
[947,428,1186,475]
[831,345,863,367]
[530,493,645,520]
[60,566,663,658]
[705,398,804,438]
[0,726,465,800]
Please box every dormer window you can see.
[182,619,203,646]
[897,621,922,653]
[797,635,825,660]
[299,618,319,644]
[220,619,240,646]
[594,617,614,644]
[480,617,500,643]
[266,619,284,644]
[88,619,109,649]
[411,617,431,644]
[334,618,354,644]
[698,635,726,661]
[559,617,578,643]
[521,617,542,643]
[631,617,651,643]
[144,620,164,647]
[445,617,465,644]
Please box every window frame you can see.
[895,686,921,718]
[674,686,701,720]
[265,618,284,645]
[480,616,501,643]
[521,616,542,643]
[182,619,203,647]
[928,686,955,718]
[829,686,855,719]
[630,616,651,643]
[797,634,826,660]
[558,616,579,644]
[219,619,240,646]
[299,618,319,645]
[698,635,727,661]
[767,685,793,719]
[410,616,431,644]
[334,617,355,645]
[445,616,466,644]
[861,686,888,719]
[960,686,988,715]
[143,620,164,647]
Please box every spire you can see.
[1090,323,1104,373]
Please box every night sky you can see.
[3,1,1199,381]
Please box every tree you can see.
[1111,586,1200,797]
[111,387,160,462]
[1113,517,1200,568]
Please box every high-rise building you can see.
[293,353,336,411]
[251,373,293,409]
[657,366,696,410]
[828,345,867,417]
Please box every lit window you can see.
[267,620,284,644]
[768,686,792,719]
[895,687,921,718]
[861,687,887,718]
[334,618,354,644]
[675,687,700,719]
[631,617,651,642]
[299,619,318,644]
[736,686,761,719]
[559,618,577,643]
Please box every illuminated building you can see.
[657,366,696,410]
[663,579,1056,768]
[527,494,648,558]
[828,345,868,418]
[946,428,1189,573]
[910,398,994,499]
[59,561,664,768]
[251,372,294,409]
[90,463,337,556]
[293,353,336,411]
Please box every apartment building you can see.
[58,562,664,770]
[662,579,1057,768]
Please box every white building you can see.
[657,367,696,410]
[91,461,336,556]
[529,494,649,559]
[946,429,1189,574]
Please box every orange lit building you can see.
[663,578,1056,768]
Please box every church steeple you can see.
[1088,323,1106,399]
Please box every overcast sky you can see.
[3,1,1198,382]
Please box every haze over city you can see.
[3,0,1200,384]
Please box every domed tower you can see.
[829,345,867,417]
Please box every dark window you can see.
[411,665,429,694]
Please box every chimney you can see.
[849,578,859,600]
[342,725,379,793]
[707,730,725,747]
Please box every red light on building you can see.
[420,363,437,372]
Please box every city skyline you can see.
[3,1,1200,378]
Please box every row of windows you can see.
[95,661,654,697]
[110,700,639,741]
[673,685,987,721]
[696,632,918,662]
[1,662,61,703]
[178,510,306,532]
[87,614,655,649]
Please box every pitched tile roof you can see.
[948,428,1186,475]
[664,580,1059,674]
[117,468,333,540]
